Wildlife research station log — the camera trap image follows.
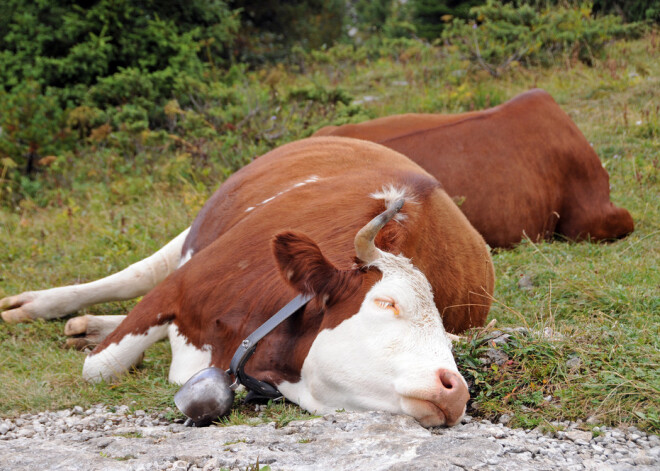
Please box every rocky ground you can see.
[0,405,658,470]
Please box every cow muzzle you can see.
[402,369,469,427]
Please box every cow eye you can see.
[375,298,400,316]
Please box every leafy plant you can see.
[442,0,644,76]
[0,81,71,204]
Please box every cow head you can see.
[273,199,469,427]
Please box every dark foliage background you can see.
[0,0,652,205]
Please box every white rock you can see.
[564,430,592,443]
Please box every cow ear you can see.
[272,231,361,305]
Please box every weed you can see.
[115,432,143,439]
[223,438,248,446]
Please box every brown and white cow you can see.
[314,89,634,248]
[1,137,494,427]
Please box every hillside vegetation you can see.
[0,2,658,433]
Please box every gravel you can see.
[0,405,658,470]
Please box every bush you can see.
[593,0,660,23]
[518,1,660,23]
[411,0,486,41]
[0,81,71,204]
[0,0,240,107]
[442,1,643,76]
[230,0,346,63]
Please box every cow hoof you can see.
[1,308,33,323]
[64,315,126,350]
[0,294,35,323]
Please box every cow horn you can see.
[354,198,405,264]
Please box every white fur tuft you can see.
[370,185,415,221]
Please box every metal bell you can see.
[174,367,235,426]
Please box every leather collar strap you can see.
[228,293,313,400]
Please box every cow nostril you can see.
[438,369,457,390]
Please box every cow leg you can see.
[0,228,190,323]
[167,323,213,384]
[83,319,171,383]
[82,275,188,383]
[63,315,127,350]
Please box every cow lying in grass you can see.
[1,138,494,427]
[314,89,634,248]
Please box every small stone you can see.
[0,424,9,435]
[564,430,592,443]
[526,446,540,455]
[493,429,507,439]
[518,274,533,289]
[171,460,190,470]
[485,348,508,366]
[632,451,653,466]
[72,406,84,415]
[17,429,34,439]
[498,414,511,425]
[610,430,624,440]
[566,356,582,370]
[202,458,222,471]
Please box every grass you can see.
[0,32,658,433]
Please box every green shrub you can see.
[442,1,643,76]
[287,85,353,106]
[411,0,486,41]
[0,0,239,107]
[593,0,660,23]
[517,1,660,23]
[0,81,71,204]
[230,0,346,63]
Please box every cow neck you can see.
[228,293,313,401]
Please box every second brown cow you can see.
[314,89,634,248]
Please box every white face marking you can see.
[83,324,169,382]
[168,324,213,384]
[244,176,321,213]
[278,252,466,426]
